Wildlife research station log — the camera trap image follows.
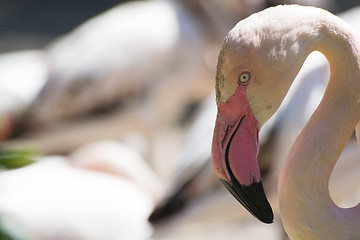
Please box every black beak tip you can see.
[259,211,274,224]
[220,179,274,224]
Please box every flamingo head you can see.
[212,13,303,224]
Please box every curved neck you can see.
[278,13,360,239]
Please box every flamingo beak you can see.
[211,92,274,224]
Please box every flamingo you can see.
[211,5,360,239]
[28,0,262,128]
[0,50,47,140]
[0,141,164,240]
[21,0,247,155]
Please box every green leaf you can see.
[0,219,18,240]
[0,148,36,170]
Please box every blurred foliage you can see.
[0,147,36,170]
[0,218,17,240]
[0,229,16,240]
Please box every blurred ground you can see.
[1,0,360,53]
[0,0,124,52]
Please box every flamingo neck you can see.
[278,14,360,239]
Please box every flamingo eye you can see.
[239,72,250,84]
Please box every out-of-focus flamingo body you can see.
[0,141,163,240]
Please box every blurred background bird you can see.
[0,0,359,239]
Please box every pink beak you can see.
[212,86,273,223]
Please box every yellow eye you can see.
[239,72,250,84]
